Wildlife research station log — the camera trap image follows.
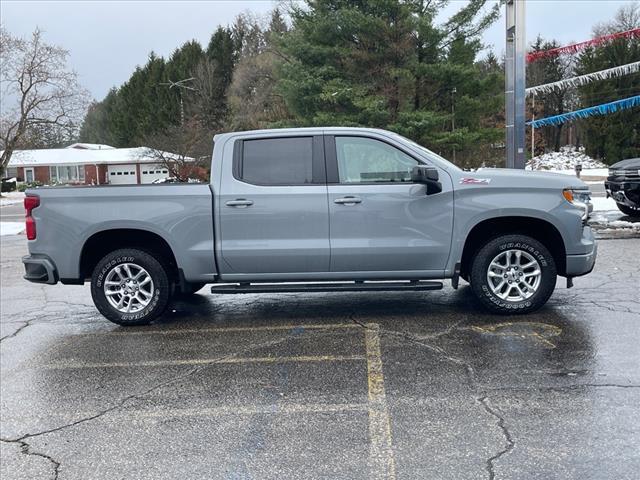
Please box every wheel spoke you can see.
[135,293,147,304]
[123,264,133,279]
[116,295,126,309]
[490,260,504,271]
[105,289,123,297]
[114,266,124,280]
[138,288,151,299]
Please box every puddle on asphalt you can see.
[469,322,562,349]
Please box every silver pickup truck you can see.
[22,127,597,325]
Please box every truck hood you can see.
[609,158,640,171]
[468,168,587,190]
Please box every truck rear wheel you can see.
[90,248,171,326]
[470,235,557,314]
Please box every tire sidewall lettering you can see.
[96,256,136,288]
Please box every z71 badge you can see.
[460,178,491,185]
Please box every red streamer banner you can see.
[527,28,640,63]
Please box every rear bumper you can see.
[22,255,58,285]
[565,227,597,277]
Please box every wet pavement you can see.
[1,234,639,480]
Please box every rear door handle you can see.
[226,199,254,207]
[334,196,362,205]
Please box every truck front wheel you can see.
[616,203,640,217]
[90,248,171,325]
[470,235,557,314]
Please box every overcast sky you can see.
[1,0,635,100]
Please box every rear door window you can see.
[240,137,314,185]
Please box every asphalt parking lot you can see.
[1,234,639,480]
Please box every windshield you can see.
[390,133,461,171]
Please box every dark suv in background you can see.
[605,158,640,217]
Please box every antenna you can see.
[158,77,197,126]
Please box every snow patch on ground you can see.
[588,199,640,238]
[527,146,607,172]
[0,191,25,207]
[592,197,618,212]
[0,222,25,236]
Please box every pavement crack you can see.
[1,333,293,445]
[1,363,205,444]
[477,396,515,480]
[0,319,34,343]
[350,315,476,387]
[0,437,61,480]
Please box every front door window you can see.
[25,168,34,183]
[335,136,419,183]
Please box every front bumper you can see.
[22,255,58,284]
[565,226,597,277]
[605,180,640,208]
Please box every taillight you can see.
[24,195,40,240]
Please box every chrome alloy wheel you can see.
[103,263,154,313]
[486,250,542,302]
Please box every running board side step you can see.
[211,281,443,294]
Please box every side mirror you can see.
[411,166,442,195]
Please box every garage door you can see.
[141,164,170,184]
[108,164,138,184]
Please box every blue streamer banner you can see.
[528,95,640,128]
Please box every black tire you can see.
[470,235,557,315]
[177,282,206,296]
[91,248,171,326]
[616,203,640,217]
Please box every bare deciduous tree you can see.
[0,28,89,179]
[139,118,211,182]
[594,2,640,35]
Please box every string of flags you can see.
[526,28,640,63]
[526,61,640,96]
[527,95,640,128]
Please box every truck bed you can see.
[26,184,217,283]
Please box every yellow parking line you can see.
[39,354,366,370]
[364,323,396,480]
[90,323,360,336]
[134,403,369,418]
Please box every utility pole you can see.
[505,0,526,169]
[159,77,196,126]
[451,87,457,163]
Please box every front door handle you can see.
[226,199,254,207]
[334,196,362,205]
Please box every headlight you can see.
[563,188,592,223]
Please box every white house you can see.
[5,143,188,185]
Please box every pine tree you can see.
[276,0,502,167]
